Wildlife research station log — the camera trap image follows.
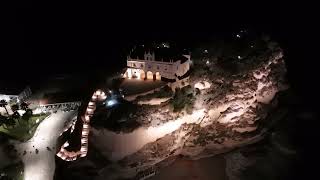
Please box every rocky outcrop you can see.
[68,48,288,180]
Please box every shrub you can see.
[22,109,33,121]
[137,86,173,101]
[171,85,196,113]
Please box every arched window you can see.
[155,72,161,80]
[147,71,153,80]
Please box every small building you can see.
[123,49,191,81]
[0,86,32,104]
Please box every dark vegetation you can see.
[192,33,280,77]
[170,85,197,114]
[0,101,49,142]
[136,86,173,101]
[54,141,111,180]
[90,100,140,133]
[0,161,23,180]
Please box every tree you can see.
[22,109,32,121]
[9,104,21,125]
[12,111,21,119]
[0,114,11,129]
[0,99,9,115]
[0,114,5,127]
[11,111,21,125]
[4,117,16,128]
[20,102,29,111]
[11,104,19,112]
[0,115,17,129]
[0,174,12,180]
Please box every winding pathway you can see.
[13,111,77,180]
[56,90,106,161]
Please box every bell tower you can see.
[144,51,154,61]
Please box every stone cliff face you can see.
[83,48,289,180]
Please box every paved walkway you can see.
[13,111,77,180]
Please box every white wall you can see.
[0,94,18,102]
[176,60,190,77]
[126,56,190,80]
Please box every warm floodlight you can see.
[88,102,94,106]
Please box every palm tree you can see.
[10,104,21,124]
[20,102,29,111]
[0,174,11,180]
[12,111,21,125]
[0,115,16,129]
[12,111,20,119]
[22,109,32,122]
[11,104,19,112]
[5,117,16,128]
[0,99,9,115]
[0,114,5,127]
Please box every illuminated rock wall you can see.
[68,49,288,180]
[92,48,288,178]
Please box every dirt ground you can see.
[120,79,166,96]
[150,155,227,180]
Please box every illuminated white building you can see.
[123,51,191,81]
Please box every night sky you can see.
[2,3,320,180]
[2,6,285,76]
[3,4,319,98]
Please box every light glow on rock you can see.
[195,81,211,90]
[93,109,206,161]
